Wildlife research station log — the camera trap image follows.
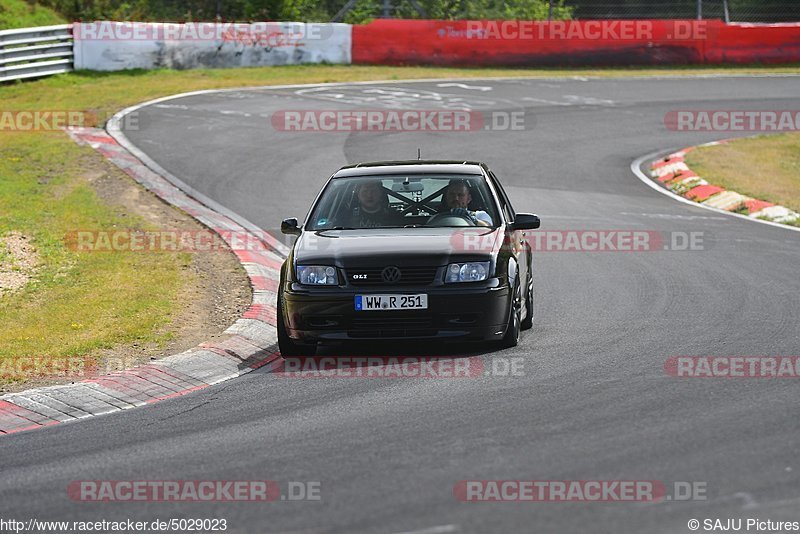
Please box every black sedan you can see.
[278,160,540,356]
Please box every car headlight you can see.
[296,265,338,285]
[445,262,490,283]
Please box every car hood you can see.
[293,227,502,267]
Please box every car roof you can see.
[332,160,488,178]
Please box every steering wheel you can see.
[426,212,476,227]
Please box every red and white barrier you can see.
[68,19,800,71]
[352,19,800,66]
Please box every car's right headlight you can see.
[445,262,490,283]
[296,265,338,285]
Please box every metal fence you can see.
[562,1,800,22]
[0,24,73,83]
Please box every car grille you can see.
[346,266,439,286]
[351,313,433,329]
[349,311,435,338]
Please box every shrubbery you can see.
[35,0,571,23]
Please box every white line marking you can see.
[733,492,759,510]
[521,97,571,106]
[522,95,615,106]
[293,86,337,94]
[362,88,442,99]
[744,494,800,509]
[393,525,459,534]
[563,94,616,106]
[153,103,190,109]
[619,212,727,221]
[218,110,252,117]
[536,214,606,220]
[436,82,493,91]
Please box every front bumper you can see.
[283,281,511,343]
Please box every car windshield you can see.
[306,174,500,230]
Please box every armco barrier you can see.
[0,24,73,83]
[705,22,800,63]
[73,22,352,71]
[351,19,800,66]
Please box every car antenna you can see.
[417,148,421,160]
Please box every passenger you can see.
[347,180,401,228]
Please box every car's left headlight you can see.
[296,265,338,285]
[445,262,490,283]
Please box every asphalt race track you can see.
[2,76,800,533]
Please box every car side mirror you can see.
[512,213,540,230]
[281,217,302,235]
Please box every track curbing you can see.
[0,125,286,436]
[631,142,800,234]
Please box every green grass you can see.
[0,134,189,362]
[686,133,800,222]
[0,0,66,30]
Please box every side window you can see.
[489,172,515,223]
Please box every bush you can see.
[34,0,571,23]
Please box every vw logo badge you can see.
[381,266,402,283]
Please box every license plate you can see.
[355,294,428,311]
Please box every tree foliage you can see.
[31,0,796,24]
[35,0,571,22]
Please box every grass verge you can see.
[0,133,188,372]
[0,0,66,29]
[686,133,800,225]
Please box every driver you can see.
[347,180,401,228]
[444,180,492,227]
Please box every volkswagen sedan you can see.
[278,160,540,356]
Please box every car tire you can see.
[277,292,317,357]
[521,275,533,331]
[499,278,522,349]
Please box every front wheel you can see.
[521,275,533,331]
[277,292,316,357]
[498,278,522,349]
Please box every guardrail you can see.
[0,24,73,83]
